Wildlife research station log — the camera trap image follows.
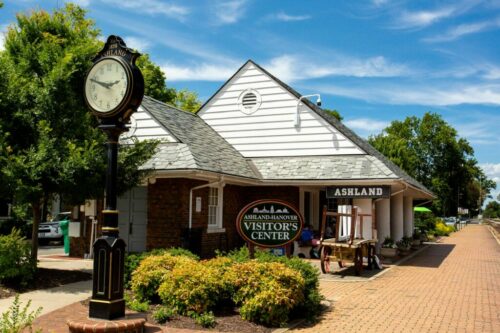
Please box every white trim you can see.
[207,227,226,234]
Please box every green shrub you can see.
[158,260,223,315]
[125,293,149,312]
[434,220,454,236]
[130,253,196,303]
[223,247,322,318]
[192,311,216,328]
[124,252,149,288]
[0,295,42,333]
[152,306,175,324]
[0,229,34,285]
[164,247,199,260]
[125,247,199,288]
[225,261,305,326]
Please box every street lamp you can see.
[295,94,321,127]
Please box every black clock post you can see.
[84,35,144,320]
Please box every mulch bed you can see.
[0,268,92,299]
[154,308,273,333]
[81,298,273,333]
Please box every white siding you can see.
[123,107,177,142]
[198,63,364,157]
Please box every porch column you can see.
[403,196,414,237]
[376,198,390,247]
[391,192,404,241]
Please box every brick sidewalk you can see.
[31,225,499,332]
[293,224,500,333]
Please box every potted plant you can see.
[412,230,421,248]
[397,236,412,255]
[380,236,398,258]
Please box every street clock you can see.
[84,35,144,122]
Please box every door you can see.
[117,187,148,252]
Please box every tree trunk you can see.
[31,201,42,266]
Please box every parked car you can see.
[38,212,71,245]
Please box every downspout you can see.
[188,177,225,230]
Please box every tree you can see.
[136,53,176,104]
[0,4,158,264]
[369,112,496,216]
[174,89,201,112]
[323,109,343,121]
[483,201,500,218]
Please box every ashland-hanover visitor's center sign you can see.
[326,185,391,199]
[236,200,303,247]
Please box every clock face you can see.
[85,58,130,114]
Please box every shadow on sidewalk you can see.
[399,243,455,268]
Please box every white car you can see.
[38,212,71,245]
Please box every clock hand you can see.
[107,80,121,87]
[90,78,111,89]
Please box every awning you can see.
[414,206,432,213]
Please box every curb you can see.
[487,225,500,245]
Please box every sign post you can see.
[236,199,304,256]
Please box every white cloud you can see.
[313,83,500,106]
[274,12,311,22]
[344,118,389,137]
[161,62,240,81]
[68,0,91,7]
[123,36,150,52]
[0,24,9,51]
[372,0,389,6]
[101,0,189,20]
[454,120,500,145]
[264,54,410,83]
[391,1,480,29]
[104,14,235,64]
[479,163,500,203]
[213,0,247,25]
[423,17,500,42]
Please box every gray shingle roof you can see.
[140,96,257,179]
[251,155,397,180]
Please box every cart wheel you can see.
[320,246,332,274]
[354,248,363,276]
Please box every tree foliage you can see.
[136,53,176,104]
[483,201,500,218]
[323,108,343,121]
[174,89,202,112]
[369,112,496,216]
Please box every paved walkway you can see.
[0,253,93,316]
[293,224,500,333]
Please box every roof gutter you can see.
[188,176,225,230]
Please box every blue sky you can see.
[1,0,499,201]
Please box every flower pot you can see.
[380,247,398,258]
[398,246,411,256]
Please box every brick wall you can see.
[147,179,299,258]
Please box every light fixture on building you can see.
[295,94,321,127]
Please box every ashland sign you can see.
[236,199,303,247]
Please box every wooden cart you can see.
[319,206,378,275]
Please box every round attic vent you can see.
[238,89,261,114]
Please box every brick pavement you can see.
[293,224,500,333]
[31,225,498,333]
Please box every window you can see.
[207,186,224,231]
[208,187,218,227]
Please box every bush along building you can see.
[71,60,434,258]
